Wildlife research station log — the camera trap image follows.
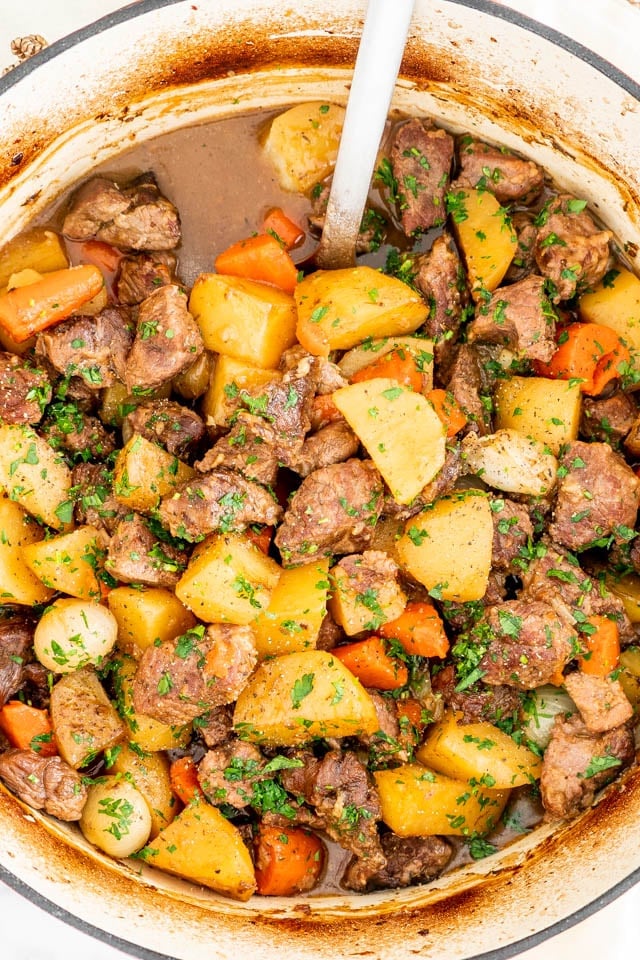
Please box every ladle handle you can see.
[315,0,416,270]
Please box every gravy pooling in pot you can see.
[0,102,638,902]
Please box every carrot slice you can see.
[534,321,630,396]
[333,636,408,690]
[245,525,274,555]
[425,388,468,438]
[0,701,57,757]
[254,824,325,896]
[396,697,428,734]
[169,755,202,805]
[215,234,299,295]
[379,600,450,658]
[0,263,105,342]
[74,239,124,275]
[351,347,424,393]
[578,616,620,677]
[262,208,305,251]
[310,393,343,429]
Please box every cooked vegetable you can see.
[201,354,280,428]
[494,376,582,455]
[295,266,429,357]
[145,800,257,901]
[449,187,517,299]
[33,598,118,674]
[0,701,57,757]
[578,616,620,677]
[417,710,542,787]
[215,234,299,295]
[332,636,408,690]
[461,429,557,497]
[0,264,104,342]
[80,776,152,858]
[251,559,331,657]
[262,208,304,250]
[374,764,510,836]
[108,743,177,839]
[172,350,214,401]
[333,377,446,504]
[254,824,325,896]
[379,601,449,658]
[337,335,434,386]
[534,321,630,395]
[114,657,192,752]
[0,227,69,290]
[169,755,203,805]
[351,346,425,393]
[0,496,55,606]
[426,389,468,438]
[50,667,125,769]
[328,557,406,637]
[0,424,73,530]
[396,492,493,602]
[189,273,297,369]
[113,434,194,513]
[522,684,577,750]
[108,586,197,658]
[263,101,345,192]
[595,569,640,623]
[233,650,379,745]
[22,525,104,600]
[618,647,640,707]
[579,265,640,355]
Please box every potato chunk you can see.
[251,559,330,658]
[461,429,557,497]
[494,376,582,456]
[189,274,297,369]
[417,710,542,788]
[450,188,517,300]
[396,492,493,602]
[175,532,281,625]
[0,497,54,606]
[113,434,194,513]
[263,101,346,193]
[201,354,280,428]
[233,650,379,746]
[333,378,446,504]
[51,667,125,769]
[147,801,256,901]
[22,525,104,600]
[0,228,68,290]
[295,266,428,357]
[329,552,406,636]
[109,744,177,839]
[0,424,72,529]
[579,266,640,354]
[108,586,197,658]
[374,764,510,836]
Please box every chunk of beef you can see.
[359,691,422,765]
[316,611,345,651]
[444,344,492,435]
[158,468,282,541]
[540,713,634,818]
[349,833,452,892]
[125,285,204,392]
[36,306,133,389]
[467,275,556,363]
[414,234,468,366]
[133,622,257,726]
[0,353,50,425]
[491,498,534,571]
[478,599,576,689]
[290,420,360,478]
[432,664,521,724]
[275,459,384,565]
[123,399,205,458]
[116,251,177,304]
[534,194,612,301]
[72,462,128,534]
[0,749,87,820]
[308,181,386,254]
[456,137,544,205]
[549,441,640,551]
[195,413,279,487]
[198,741,268,809]
[504,212,538,284]
[0,618,35,708]
[279,346,346,395]
[279,748,385,884]
[390,119,454,235]
[198,704,234,749]
[255,358,317,469]
[563,672,633,734]
[42,409,116,460]
[580,390,637,448]
[332,550,406,631]
[62,175,180,251]
[106,513,187,587]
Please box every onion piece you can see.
[461,428,557,496]
[522,684,576,750]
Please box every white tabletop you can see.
[1,1,640,958]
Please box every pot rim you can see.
[0,1,639,959]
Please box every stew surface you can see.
[0,102,639,901]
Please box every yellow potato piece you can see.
[251,559,330,658]
[146,801,256,901]
[396,491,493,601]
[22,525,103,600]
[0,496,54,605]
[189,274,297,369]
[233,650,379,746]
[113,434,194,513]
[201,354,280,428]
[0,227,68,290]
[374,763,510,837]
[295,265,428,357]
[108,586,197,658]
[579,265,640,353]
[333,378,446,504]
[494,376,582,456]
[0,424,72,530]
[263,101,346,193]
[451,188,517,300]
[417,710,542,788]
[109,744,178,839]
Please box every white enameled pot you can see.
[0,2,639,959]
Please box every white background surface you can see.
[1,1,640,958]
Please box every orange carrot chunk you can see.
[310,393,343,429]
[0,701,57,757]
[351,347,424,393]
[0,264,105,342]
[262,208,305,251]
[534,321,630,396]
[74,239,124,275]
[379,600,450,658]
[425,388,468,438]
[169,755,203,805]
[245,525,274,555]
[578,616,620,677]
[214,234,299,295]
[254,824,325,896]
[333,636,408,690]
